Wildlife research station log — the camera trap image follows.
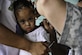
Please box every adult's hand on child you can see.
[29,42,48,55]
[40,19,54,33]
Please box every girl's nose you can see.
[25,21,30,26]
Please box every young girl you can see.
[13,0,57,55]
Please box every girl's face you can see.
[16,7,35,33]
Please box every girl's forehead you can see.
[17,7,33,12]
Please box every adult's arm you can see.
[36,0,66,34]
[0,24,46,55]
[0,23,31,50]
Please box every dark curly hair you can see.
[79,0,82,2]
[13,0,34,13]
[13,0,35,21]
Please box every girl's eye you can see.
[19,20,25,24]
[29,18,33,20]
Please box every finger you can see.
[43,19,49,26]
[42,48,50,55]
[42,41,49,48]
[43,20,49,30]
[49,24,54,30]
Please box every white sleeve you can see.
[19,50,32,55]
[0,0,16,32]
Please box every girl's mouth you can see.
[26,27,32,32]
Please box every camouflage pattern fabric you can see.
[60,2,82,55]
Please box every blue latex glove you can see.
[65,0,79,4]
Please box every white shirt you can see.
[25,26,50,42]
[21,26,50,55]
